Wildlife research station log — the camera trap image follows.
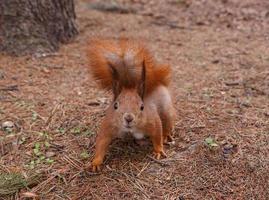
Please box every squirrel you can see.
[86,37,175,172]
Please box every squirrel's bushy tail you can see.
[86,37,171,95]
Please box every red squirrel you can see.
[86,37,175,172]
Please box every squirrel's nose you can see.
[124,113,134,123]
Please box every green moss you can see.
[0,173,41,196]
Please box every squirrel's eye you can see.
[114,102,119,110]
[140,103,144,111]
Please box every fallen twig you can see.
[146,155,170,166]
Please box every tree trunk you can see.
[0,0,78,56]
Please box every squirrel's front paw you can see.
[92,164,101,172]
[91,159,102,172]
[153,150,167,160]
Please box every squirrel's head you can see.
[112,88,145,130]
[108,60,146,130]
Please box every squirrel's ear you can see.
[109,63,121,100]
[112,81,121,100]
[138,60,146,100]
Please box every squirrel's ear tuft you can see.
[109,63,121,100]
[138,60,146,100]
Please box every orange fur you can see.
[86,37,175,172]
[86,37,171,95]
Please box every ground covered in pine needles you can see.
[0,0,268,199]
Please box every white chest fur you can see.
[119,128,145,139]
[132,132,144,139]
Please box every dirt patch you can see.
[0,0,268,199]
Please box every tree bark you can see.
[0,0,78,56]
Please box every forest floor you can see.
[0,0,269,199]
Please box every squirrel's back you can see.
[86,37,171,95]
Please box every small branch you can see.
[146,155,170,166]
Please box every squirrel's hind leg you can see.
[160,106,175,145]
[149,116,167,160]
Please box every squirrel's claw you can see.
[92,164,101,172]
[153,150,167,160]
[91,159,101,172]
